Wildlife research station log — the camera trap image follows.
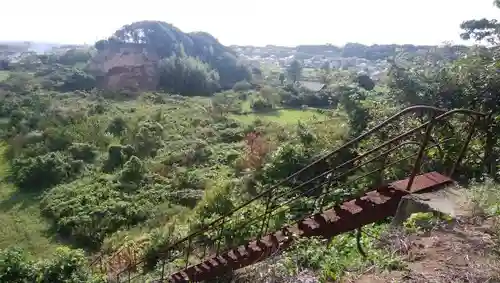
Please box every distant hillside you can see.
[89,21,251,91]
[232,43,470,62]
[0,41,87,55]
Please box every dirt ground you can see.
[233,215,500,283]
[349,216,500,283]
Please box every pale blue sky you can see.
[1,0,498,46]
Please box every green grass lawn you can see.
[0,144,60,257]
[0,71,10,82]
[231,108,330,125]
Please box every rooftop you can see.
[298,81,326,92]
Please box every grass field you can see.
[0,71,10,82]
[0,144,60,257]
[231,108,330,125]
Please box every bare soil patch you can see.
[350,216,500,283]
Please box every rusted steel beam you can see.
[166,172,453,283]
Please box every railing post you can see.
[216,218,225,255]
[406,121,435,192]
[264,191,274,235]
[185,236,192,269]
[126,246,132,283]
[202,243,207,259]
[317,173,334,213]
[99,257,104,274]
[375,132,389,187]
[449,117,479,177]
[160,258,165,281]
[259,190,273,238]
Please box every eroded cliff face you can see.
[87,20,251,92]
[87,43,160,91]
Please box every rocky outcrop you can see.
[87,43,160,91]
[88,21,251,91]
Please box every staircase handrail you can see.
[112,106,485,279]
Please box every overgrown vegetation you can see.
[280,225,405,281]
[0,247,104,283]
[0,4,499,282]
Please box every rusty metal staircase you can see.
[91,106,486,282]
[167,172,452,282]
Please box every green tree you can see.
[232,80,252,92]
[320,61,331,73]
[450,3,500,177]
[158,55,220,96]
[287,60,303,83]
[60,69,96,92]
[451,49,500,177]
[336,85,371,137]
[210,91,242,116]
[279,73,285,85]
[251,97,274,112]
[356,74,375,91]
[58,49,92,66]
[260,86,281,107]
[460,0,500,44]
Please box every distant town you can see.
[1,40,467,84]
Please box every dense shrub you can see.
[218,128,245,143]
[43,127,74,152]
[166,188,203,208]
[171,168,207,191]
[102,144,135,173]
[0,247,105,283]
[69,143,97,163]
[0,247,36,282]
[38,247,104,283]
[41,177,162,248]
[210,91,243,115]
[117,156,146,188]
[32,65,96,92]
[57,49,92,66]
[187,176,287,251]
[106,117,128,136]
[191,177,235,226]
[259,143,313,184]
[251,98,273,112]
[10,152,79,191]
[141,223,185,271]
[133,121,165,158]
[232,80,253,92]
[60,69,96,92]
[356,74,375,90]
[0,72,40,95]
[280,89,336,108]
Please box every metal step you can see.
[166,172,453,282]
